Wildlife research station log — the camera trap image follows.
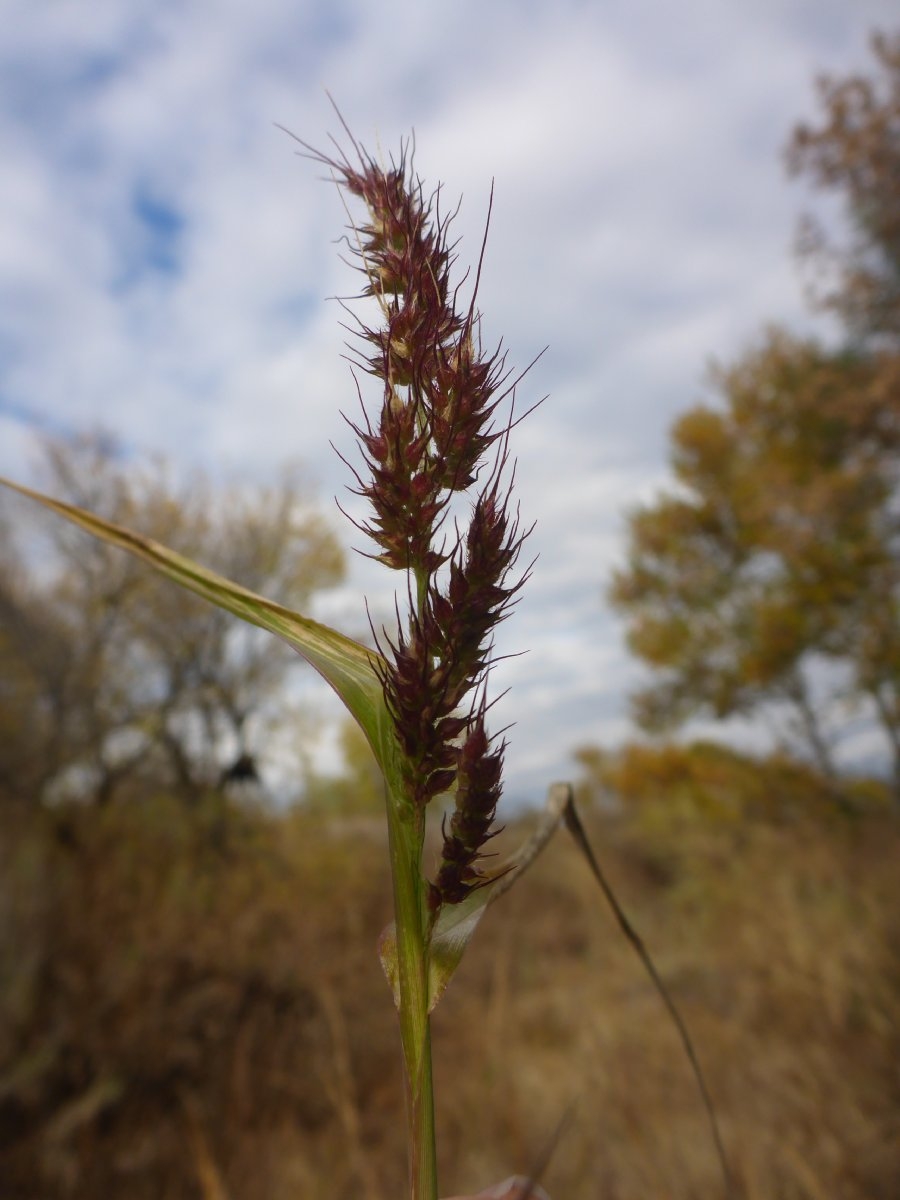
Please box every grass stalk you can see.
[289,117,536,1196]
[385,789,438,1199]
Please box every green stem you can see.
[410,1024,437,1200]
[386,789,438,1200]
[395,443,438,1197]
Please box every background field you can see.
[2,788,897,1200]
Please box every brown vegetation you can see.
[1,785,897,1199]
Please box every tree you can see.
[611,34,900,806]
[0,434,345,805]
[573,739,882,824]
[787,31,900,345]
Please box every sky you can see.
[0,0,896,805]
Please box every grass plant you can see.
[0,116,558,1200]
[0,117,745,1199]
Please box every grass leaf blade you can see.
[0,476,397,768]
[561,788,734,1199]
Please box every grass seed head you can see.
[308,123,534,908]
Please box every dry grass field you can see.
[1,791,898,1199]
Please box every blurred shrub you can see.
[575,739,891,825]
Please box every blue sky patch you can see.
[131,185,185,277]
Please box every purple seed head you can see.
[303,117,538,907]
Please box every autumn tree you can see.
[611,33,900,806]
[787,31,900,344]
[0,434,344,805]
[573,739,877,824]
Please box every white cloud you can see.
[1,0,896,800]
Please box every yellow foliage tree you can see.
[611,34,900,806]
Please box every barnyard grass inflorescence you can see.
[298,116,536,908]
